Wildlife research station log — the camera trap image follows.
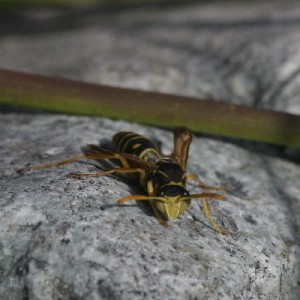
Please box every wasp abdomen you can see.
[112,132,160,161]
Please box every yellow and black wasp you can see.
[20,127,228,235]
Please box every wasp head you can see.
[153,185,191,219]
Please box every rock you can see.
[1,0,300,299]
[0,114,300,299]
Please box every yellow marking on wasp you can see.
[159,181,186,190]
[122,136,142,153]
[133,143,142,149]
[117,132,136,152]
[138,147,160,160]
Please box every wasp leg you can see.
[19,152,131,174]
[146,180,155,196]
[186,173,227,190]
[19,154,86,173]
[69,167,145,179]
[87,152,130,168]
[201,199,228,235]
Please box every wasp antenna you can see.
[117,195,165,204]
[187,193,226,201]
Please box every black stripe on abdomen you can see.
[112,132,158,157]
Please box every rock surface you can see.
[1,1,300,299]
[1,114,300,300]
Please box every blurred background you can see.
[0,0,300,113]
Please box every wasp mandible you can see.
[20,127,228,235]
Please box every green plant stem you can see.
[0,69,300,147]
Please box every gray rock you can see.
[1,0,300,299]
[0,114,300,300]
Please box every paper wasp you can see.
[20,127,228,235]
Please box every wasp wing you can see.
[171,127,193,171]
[83,144,152,171]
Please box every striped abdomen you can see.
[112,132,161,163]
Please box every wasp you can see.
[20,127,228,235]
